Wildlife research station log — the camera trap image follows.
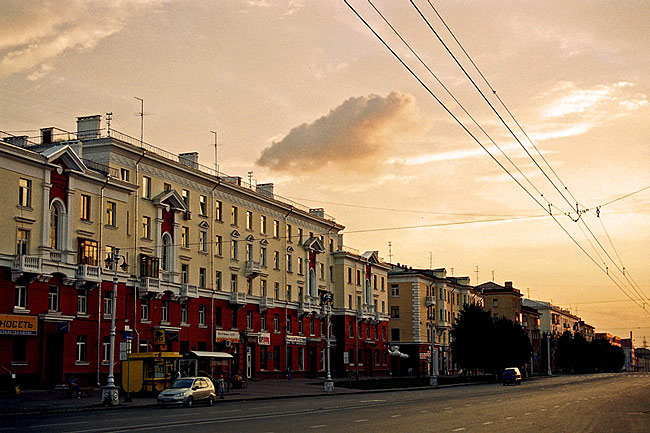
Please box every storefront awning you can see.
[189,351,233,359]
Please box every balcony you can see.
[259,297,275,312]
[244,260,262,278]
[298,300,313,316]
[49,250,62,262]
[425,296,436,307]
[230,292,247,305]
[75,264,101,283]
[181,283,199,299]
[138,277,162,297]
[12,255,44,282]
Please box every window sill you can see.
[76,361,90,366]
[10,361,28,367]
[161,321,170,326]
[103,314,113,320]
[141,237,152,242]
[100,361,109,366]
[141,320,151,324]
[104,224,118,231]
[198,324,208,329]
[198,251,208,255]
[13,307,30,314]
[80,219,93,225]
[180,246,191,251]
[181,323,190,327]
[16,205,33,212]
[76,314,90,319]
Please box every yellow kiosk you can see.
[122,352,183,394]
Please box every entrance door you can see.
[44,334,64,385]
[309,347,317,378]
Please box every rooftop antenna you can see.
[210,130,220,175]
[527,288,530,298]
[248,171,253,188]
[491,270,495,282]
[133,97,150,146]
[475,266,479,283]
[450,267,454,276]
[388,242,392,263]
[106,112,113,135]
[429,251,432,269]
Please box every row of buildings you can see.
[0,114,636,390]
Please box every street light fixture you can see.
[102,248,128,406]
[321,291,334,392]
[428,313,438,386]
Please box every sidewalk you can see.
[0,378,362,417]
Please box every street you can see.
[3,373,649,433]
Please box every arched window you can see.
[49,200,65,250]
[161,232,172,272]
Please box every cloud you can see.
[256,91,422,172]
[0,0,166,79]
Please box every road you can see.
[4,373,649,433]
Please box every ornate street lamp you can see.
[428,313,438,386]
[102,248,128,406]
[321,291,334,392]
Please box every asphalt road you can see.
[4,373,649,433]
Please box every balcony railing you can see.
[138,277,162,297]
[230,292,247,305]
[298,300,313,316]
[75,264,101,282]
[259,297,275,311]
[181,283,199,298]
[49,251,62,262]
[245,260,262,278]
[13,255,42,274]
[425,296,436,307]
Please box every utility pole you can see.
[210,130,220,175]
[388,242,392,263]
[134,97,144,146]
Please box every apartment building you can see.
[0,114,394,388]
[477,281,523,324]
[387,265,479,376]
[522,299,581,338]
[521,305,541,374]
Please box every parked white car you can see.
[157,377,216,407]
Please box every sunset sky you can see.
[2,0,649,344]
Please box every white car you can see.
[157,377,216,407]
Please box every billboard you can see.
[0,314,38,336]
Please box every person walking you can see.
[217,375,225,399]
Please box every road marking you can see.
[452,428,466,432]
[506,416,514,420]
[391,414,401,418]
[524,413,531,415]
[465,404,471,407]
[32,422,90,428]
[540,408,547,411]
[361,399,386,403]
[496,399,502,402]
[445,407,452,410]
[355,419,368,423]
[483,422,493,425]
[420,410,428,413]
[310,425,327,429]
[553,405,560,409]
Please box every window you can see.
[139,254,159,278]
[231,206,238,226]
[103,336,110,362]
[161,233,171,271]
[77,336,87,362]
[261,312,267,330]
[286,254,292,272]
[181,303,188,324]
[181,264,189,284]
[273,251,280,269]
[161,300,169,322]
[298,318,303,334]
[103,292,113,316]
[231,309,238,328]
[329,266,334,282]
[349,321,354,338]
[286,284,292,302]
[246,211,253,230]
[329,238,334,252]
[319,263,324,280]
[181,226,189,248]
[356,269,361,285]
[492,298,498,308]
[78,238,98,266]
[274,282,280,299]
[247,310,253,329]
[348,295,352,309]
[391,285,399,297]
[142,216,151,239]
[77,289,87,314]
[390,306,399,318]
[273,220,279,238]
[182,189,190,207]
[246,243,253,261]
[14,285,27,309]
[142,176,151,199]
[298,347,304,370]
[247,279,253,295]
[298,228,303,244]
[373,275,377,290]
[105,201,116,226]
[48,285,59,311]
[18,178,31,207]
[261,279,267,297]
[199,305,206,326]
[287,224,292,242]
[298,257,303,275]
[215,306,222,327]
[391,328,400,341]
[163,182,171,191]
[141,298,149,321]
[199,195,207,216]
[260,346,267,369]
[215,235,223,256]
[260,215,267,234]
[120,168,130,182]
[231,239,239,260]
[310,317,315,335]
[13,337,26,363]
[347,268,352,284]
[231,274,238,292]
[81,194,91,221]
[382,300,385,313]
[16,229,29,255]
[286,315,292,333]
[215,200,223,221]
[199,267,207,288]
[199,230,207,252]
[49,202,63,250]
[260,247,267,267]
[381,277,385,291]
[216,271,222,291]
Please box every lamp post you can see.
[322,291,334,392]
[428,315,438,386]
[102,248,128,406]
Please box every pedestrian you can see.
[408,367,413,377]
[287,367,291,381]
[68,376,81,399]
[217,375,225,399]
[175,371,181,381]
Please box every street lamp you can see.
[102,248,128,406]
[428,314,438,386]
[321,291,334,392]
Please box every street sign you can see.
[154,329,165,344]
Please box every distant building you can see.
[577,320,595,342]
[521,305,541,374]
[634,348,650,372]
[476,281,522,324]
[522,299,580,338]
[595,333,622,347]
[620,332,635,372]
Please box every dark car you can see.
[157,377,216,407]
[502,367,522,385]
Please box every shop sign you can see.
[257,332,270,345]
[286,335,307,345]
[154,329,165,344]
[419,351,431,360]
[215,330,241,343]
[0,314,37,336]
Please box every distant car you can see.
[502,367,522,385]
[157,377,216,407]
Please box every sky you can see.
[1,0,649,344]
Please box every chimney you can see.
[41,128,54,144]
[3,135,29,147]
[256,183,274,198]
[224,176,242,186]
[76,115,101,140]
[179,152,199,169]
[504,281,513,289]
[309,208,325,218]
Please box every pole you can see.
[102,250,119,405]
[430,321,438,386]
[324,301,333,392]
[546,335,552,376]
